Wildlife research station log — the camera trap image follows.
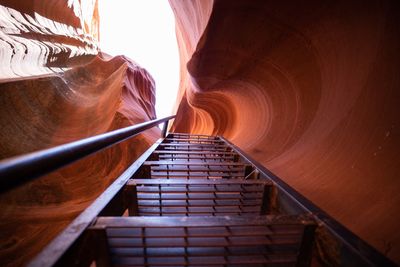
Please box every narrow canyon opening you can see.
[98,0,180,119]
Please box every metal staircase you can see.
[91,133,316,266]
[0,116,395,266]
[29,133,316,267]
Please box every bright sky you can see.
[98,0,179,119]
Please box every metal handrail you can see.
[0,115,175,193]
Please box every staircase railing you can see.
[0,115,175,193]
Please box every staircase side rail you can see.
[219,136,396,267]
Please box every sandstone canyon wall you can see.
[0,1,159,266]
[170,0,400,264]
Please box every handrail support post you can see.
[161,120,169,138]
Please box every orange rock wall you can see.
[0,1,159,266]
[170,0,400,263]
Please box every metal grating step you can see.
[89,215,316,267]
[159,143,230,148]
[124,179,273,216]
[153,151,237,155]
[157,155,236,162]
[163,138,226,144]
[151,150,239,162]
[134,161,253,180]
[168,133,219,140]
[158,146,232,153]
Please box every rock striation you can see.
[0,0,100,81]
[0,1,159,266]
[170,0,400,263]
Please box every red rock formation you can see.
[170,0,400,263]
[0,1,159,266]
[0,0,99,80]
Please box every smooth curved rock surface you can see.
[0,1,159,266]
[170,0,400,263]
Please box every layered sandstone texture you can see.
[170,0,400,263]
[0,1,159,266]
[0,0,99,80]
